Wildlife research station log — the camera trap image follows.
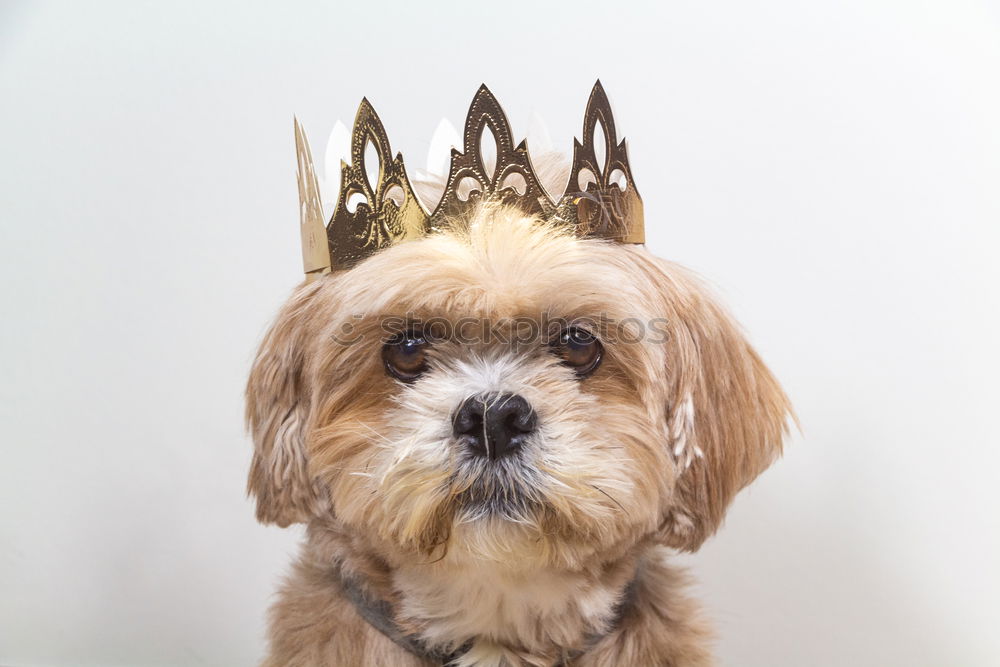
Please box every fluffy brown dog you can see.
[246,204,791,666]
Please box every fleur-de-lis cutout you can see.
[295,117,332,281]
[430,85,553,228]
[327,99,429,269]
[556,81,644,243]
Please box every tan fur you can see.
[246,205,791,665]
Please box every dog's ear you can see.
[631,250,793,551]
[245,281,326,527]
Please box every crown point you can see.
[474,84,498,101]
[293,119,333,280]
[323,120,350,205]
[526,112,555,154]
[328,93,429,269]
[427,117,461,176]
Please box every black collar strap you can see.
[340,573,636,666]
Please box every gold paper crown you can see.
[295,81,643,279]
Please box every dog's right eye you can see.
[383,331,429,383]
[551,326,604,378]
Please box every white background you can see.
[2,1,999,665]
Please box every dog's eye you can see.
[383,331,429,383]
[552,327,603,377]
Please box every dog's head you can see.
[246,205,790,566]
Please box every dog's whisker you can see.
[589,483,628,515]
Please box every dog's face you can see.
[247,206,790,568]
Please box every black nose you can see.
[452,392,537,460]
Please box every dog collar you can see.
[340,572,636,666]
[340,573,465,664]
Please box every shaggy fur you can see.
[246,205,791,666]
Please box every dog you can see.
[246,199,792,665]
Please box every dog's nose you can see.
[452,392,537,460]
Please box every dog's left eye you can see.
[383,331,429,383]
[552,327,603,377]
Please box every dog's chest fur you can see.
[392,559,627,652]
